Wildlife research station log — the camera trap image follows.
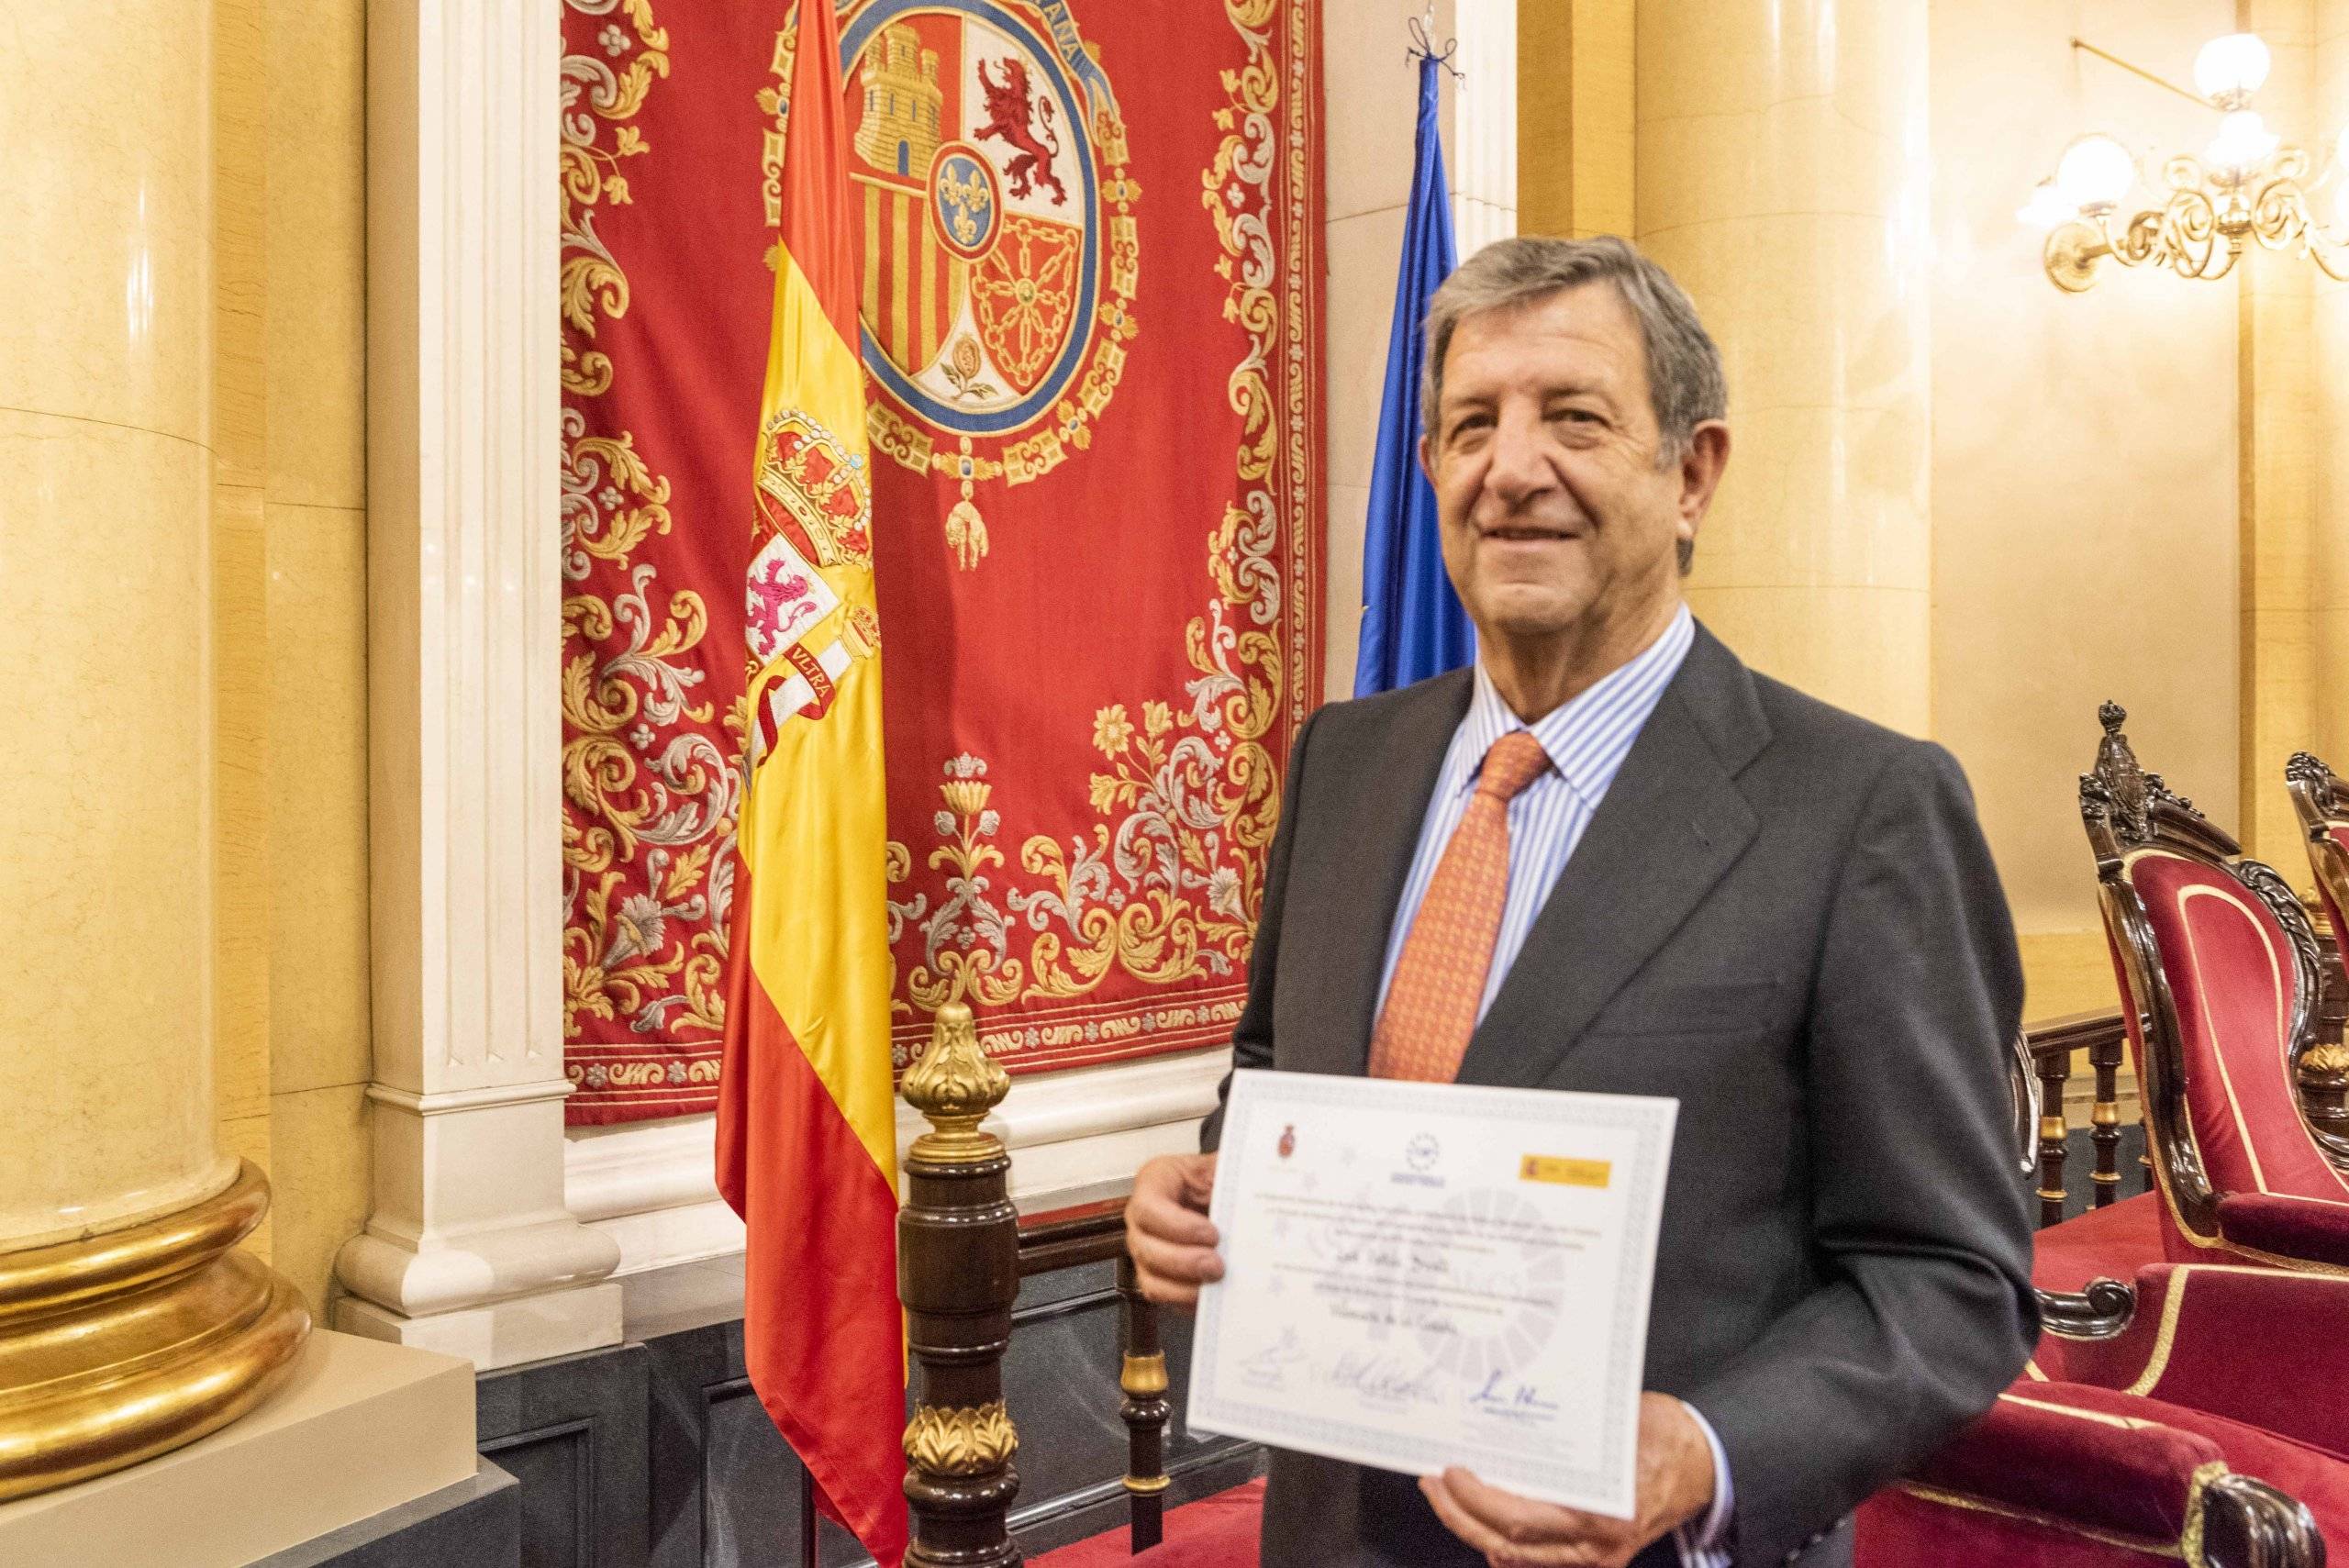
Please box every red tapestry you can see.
[561,0,1324,1124]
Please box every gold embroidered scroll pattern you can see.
[881,0,1297,1051]
[561,0,670,396]
[560,0,739,1075]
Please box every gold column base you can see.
[0,1160,310,1501]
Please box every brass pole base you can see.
[0,1161,311,1501]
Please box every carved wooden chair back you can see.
[2080,703,2348,1249]
[2288,750,2349,948]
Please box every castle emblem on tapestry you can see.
[768,0,1141,573]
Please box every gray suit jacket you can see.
[1199,625,2037,1568]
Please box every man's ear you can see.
[1418,432,1434,486]
[1677,421,1731,528]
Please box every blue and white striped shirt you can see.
[1372,604,1732,1565]
[1375,604,1696,1021]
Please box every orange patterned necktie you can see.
[1369,730,1556,1083]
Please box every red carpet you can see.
[1030,1479,1265,1568]
[2032,1191,2162,1293]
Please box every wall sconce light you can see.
[2023,32,2349,291]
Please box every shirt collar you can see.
[1457,605,1697,804]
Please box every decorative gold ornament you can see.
[2303,1044,2349,1074]
[901,1001,1011,1164]
[903,1399,1019,1475]
[1119,1351,1169,1397]
[944,497,989,572]
[2027,34,2349,291]
[0,1161,311,1501]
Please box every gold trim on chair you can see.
[1891,1458,2229,1565]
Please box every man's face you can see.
[1420,284,1700,645]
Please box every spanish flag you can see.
[714,0,907,1561]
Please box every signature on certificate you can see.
[1241,1327,1309,1388]
[1323,1351,1444,1407]
[1466,1370,1561,1418]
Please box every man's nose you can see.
[1481,407,1552,505]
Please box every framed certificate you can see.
[1188,1071,1678,1518]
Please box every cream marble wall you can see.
[1324,0,1517,698]
[2236,0,2320,873]
[217,0,277,1259]
[2314,2,2349,774]
[1519,0,1633,240]
[261,0,374,1321]
[1638,0,1934,736]
[1928,0,2242,982]
[0,0,240,1245]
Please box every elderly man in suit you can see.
[1125,235,2036,1568]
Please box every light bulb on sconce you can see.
[2205,108,2280,178]
[2028,30,2349,289]
[2054,134,2137,212]
[2194,31,2272,107]
[2015,179,2078,229]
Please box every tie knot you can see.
[1476,731,1553,803]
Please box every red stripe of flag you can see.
[715,877,908,1563]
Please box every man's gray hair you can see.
[1419,235,1726,462]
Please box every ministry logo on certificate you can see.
[1189,1071,1679,1519]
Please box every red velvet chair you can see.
[1856,1381,2328,1566]
[2074,704,2349,1273]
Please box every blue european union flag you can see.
[1353,51,1474,697]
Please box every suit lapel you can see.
[1456,628,1766,1088]
[1288,672,1471,1079]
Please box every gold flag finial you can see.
[901,1002,1010,1164]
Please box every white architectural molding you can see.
[1448,0,1518,253]
[566,1050,1230,1278]
[341,0,621,1372]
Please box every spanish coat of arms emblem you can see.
[764,0,1141,571]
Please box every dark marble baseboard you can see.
[478,1340,652,1568]
[252,1249,1254,1568]
[251,1462,520,1568]
[643,1255,1259,1568]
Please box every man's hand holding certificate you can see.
[1130,1071,1711,1564]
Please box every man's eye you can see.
[1548,407,1598,425]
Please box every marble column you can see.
[1636,0,1933,734]
[332,0,622,1371]
[2313,1,2349,773]
[0,0,307,1498]
[2239,0,2320,869]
